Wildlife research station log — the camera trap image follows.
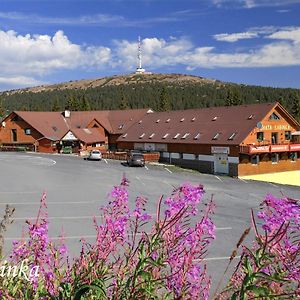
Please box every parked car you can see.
[86,150,102,161]
[127,152,145,167]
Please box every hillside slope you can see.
[0,73,299,122]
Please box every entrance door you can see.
[214,153,229,174]
[271,132,278,144]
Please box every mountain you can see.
[0,73,299,122]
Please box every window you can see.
[285,131,291,140]
[228,132,237,140]
[256,132,264,142]
[156,119,160,123]
[194,133,201,140]
[166,118,170,123]
[271,153,279,164]
[191,117,196,122]
[251,155,259,165]
[138,120,142,124]
[162,133,169,139]
[248,114,254,120]
[11,129,17,142]
[212,116,218,121]
[139,133,145,139]
[173,133,180,139]
[12,115,20,122]
[180,118,185,122]
[269,112,280,120]
[212,133,220,140]
[52,126,58,131]
[181,133,190,139]
[289,152,297,162]
[149,133,155,139]
[24,128,31,135]
[122,133,127,138]
[118,124,124,130]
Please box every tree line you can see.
[0,81,300,122]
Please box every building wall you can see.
[238,152,300,176]
[38,139,56,153]
[0,113,42,145]
[241,107,299,146]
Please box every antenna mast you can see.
[135,36,146,74]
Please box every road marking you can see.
[104,159,108,164]
[135,176,146,186]
[0,201,96,206]
[201,256,241,262]
[215,227,232,231]
[164,167,172,174]
[144,165,149,170]
[239,178,247,183]
[215,176,222,182]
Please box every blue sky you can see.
[0,0,300,91]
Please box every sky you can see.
[0,0,300,91]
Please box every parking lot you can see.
[0,152,299,293]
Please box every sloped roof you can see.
[71,128,106,144]
[15,111,69,140]
[118,103,286,145]
[11,108,151,140]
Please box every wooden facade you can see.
[117,103,300,177]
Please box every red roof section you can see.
[71,128,106,144]
[12,108,151,140]
[118,103,282,145]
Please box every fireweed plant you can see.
[0,178,298,299]
[216,194,300,299]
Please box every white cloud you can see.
[267,27,300,43]
[214,32,258,42]
[1,27,300,90]
[210,0,300,8]
[0,76,45,87]
[0,29,111,77]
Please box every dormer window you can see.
[191,117,196,122]
[173,133,180,139]
[118,124,124,130]
[156,119,160,123]
[212,133,220,140]
[182,133,190,139]
[138,120,142,124]
[180,118,185,122]
[212,116,218,121]
[228,133,237,140]
[194,133,201,140]
[162,133,169,139]
[248,114,254,120]
[149,133,155,139]
[166,118,170,123]
[139,133,145,139]
[122,133,128,138]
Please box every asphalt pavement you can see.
[0,152,299,295]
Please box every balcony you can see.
[240,143,300,154]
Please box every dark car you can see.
[127,152,145,167]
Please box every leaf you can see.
[245,285,269,297]
[73,283,107,300]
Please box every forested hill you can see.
[0,73,300,122]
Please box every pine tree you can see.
[157,86,171,111]
[225,87,242,106]
[80,94,91,111]
[66,94,80,111]
[291,92,300,122]
[119,90,129,110]
[51,97,61,111]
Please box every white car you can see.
[87,150,102,161]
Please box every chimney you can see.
[64,110,71,118]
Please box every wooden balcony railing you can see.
[240,143,300,154]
